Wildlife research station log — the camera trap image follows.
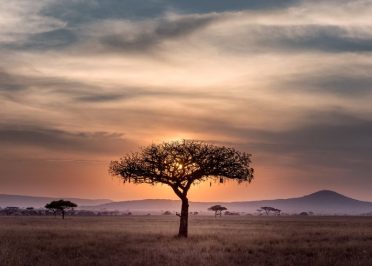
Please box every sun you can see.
[174,162,183,169]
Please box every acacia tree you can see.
[45,200,77,219]
[208,205,227,217]
[109,140,254,238]
[260,206,281,216]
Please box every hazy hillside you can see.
[84,190,372,215]
[0,194,112,208]
[83,199,217,214]
[228,190,372,215]
[2,190,372,215]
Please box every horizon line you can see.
[0,189,367,203]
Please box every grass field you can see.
[1,216,372,266]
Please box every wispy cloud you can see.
[0,1,65,44]
[0,124,135,158]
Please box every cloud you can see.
[281,70,372,97]
[40,0,166,25]
[171,0,298,13]
[6,1,372,55]
[15,0,295,51]
[250,25,372,53]
[40,0,298,27]
[0,124,135,156]
[129,106,372,173]
[237,111,372,172]
[0,69,230,105]
[201,23,372,55]
[0,69,104,104]
[2,11,221,53]
[14,29,78,50]
[0,1,65,44]
[0,71,27,91]
[97,14,219,53]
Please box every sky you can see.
[0,0,372,202]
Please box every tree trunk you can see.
[62,210,65,219]
[178,198,189,238]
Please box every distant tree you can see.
[260,206,281,216]
[45,200,77,219]
[224,211,240,216]
[163,211,172,215]
[274,208,281,216]
[299,211,308,216]
[208,205,227,217]
[109,140,254,238]
[4,207,20,216]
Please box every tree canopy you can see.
[109,140,254,237]
[45,200,77,219]
[208,205,228,217]
[260,206,281,216]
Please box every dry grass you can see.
[1,216,372,266]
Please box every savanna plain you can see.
[1,216,372,266]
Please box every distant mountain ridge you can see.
[1,190,372,215]
[227,190,372,215]
[0,194,112,208]
[84,190,372,215]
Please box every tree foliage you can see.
[208,205,227,217]
[260,206,281,216]
[45,200,77,219]
[109,140,254,237]
[109,140,253,192]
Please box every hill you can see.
[2,190,372,215]
[229,190,372,215]
[85,190,372,215]
[0,194,112,208]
